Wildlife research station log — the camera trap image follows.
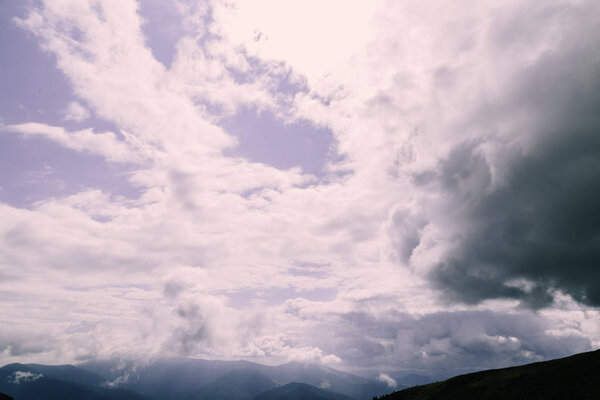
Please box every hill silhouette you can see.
[390,374,432,387]
[378,349,600,400]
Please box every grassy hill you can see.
[378,349,600,400]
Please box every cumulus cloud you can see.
[377,373,397,388]
[251,334,342,365]
[8,371,43,384]
[397,0,600,308]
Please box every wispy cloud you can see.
[63,101,90,123]
[4,123,148,164]
[8,371,43,384]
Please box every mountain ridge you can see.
[0,363,150,400]
[76,358,392,400]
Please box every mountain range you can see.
[0,362,149,400]
[79,358,395,400]
[4,350,598,400]
[0,358,395,400]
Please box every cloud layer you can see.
[0,0,599,378]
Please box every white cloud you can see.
[212,0,378,90]
[4,122,148,164]
[63,101,90,122]
[377,373,397,388]
[9,371,43,384]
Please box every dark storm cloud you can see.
[414,15,600,308]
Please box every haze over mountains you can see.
[0,358,396,400]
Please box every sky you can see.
[0,0,599,379]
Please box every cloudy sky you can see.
[1,0,599,378]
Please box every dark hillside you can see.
[379,349,600,400]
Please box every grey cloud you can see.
[167,303,211,356]
[387,210,427,265]
[163,280,185,299]
[320,310,590,378]
[0,333,55,358]
[403,3,600,308]
[432,59,600,307]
